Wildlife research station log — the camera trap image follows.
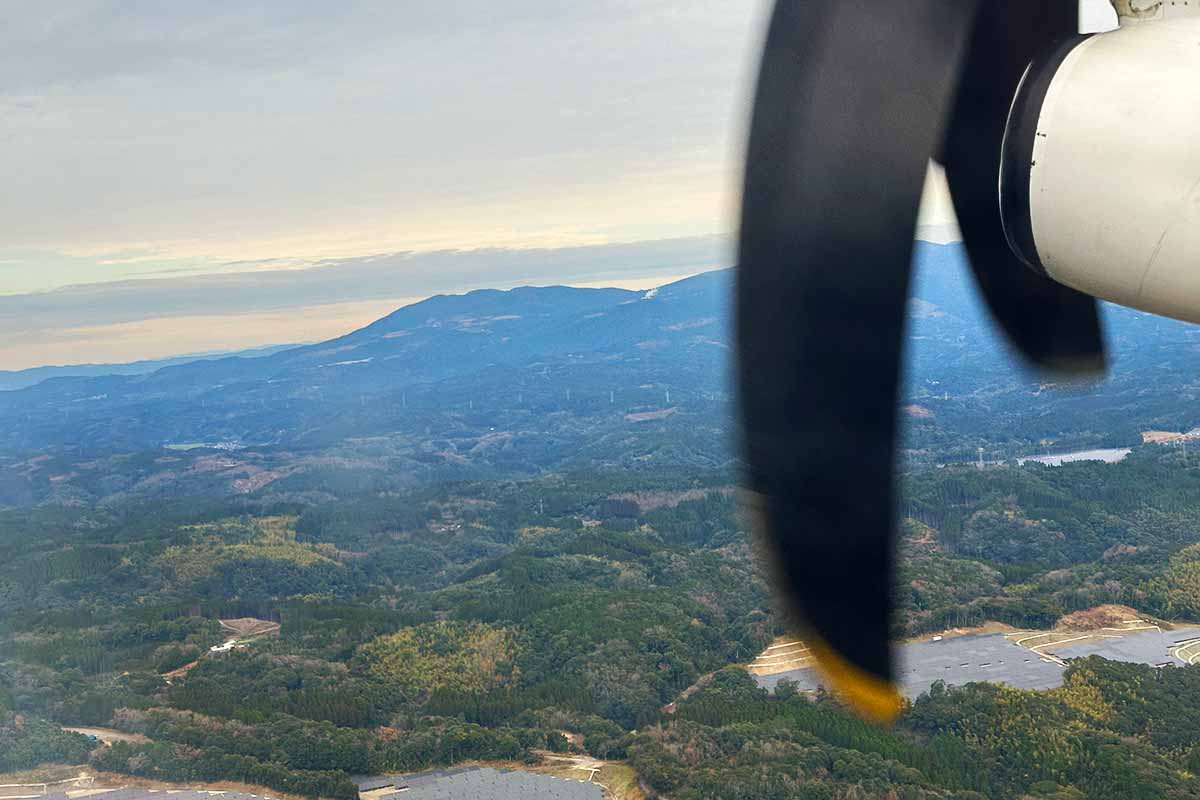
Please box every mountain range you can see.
[3,242,1200,505]
[0,343,299,392]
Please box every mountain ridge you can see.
[0,343,301,392]
[5,243,1200,505]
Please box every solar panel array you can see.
[68,766,598,800]
[62,790,276,800]
[756,634,1065,697]
[897,634,1064,695]
[1051,625,1200,664]
[755,627,1200,698]
[356,777,400,792]
[376,767,601,800]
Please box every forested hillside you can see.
[899,448,1200,633]
[632,662,1200,799]
[5,442,1200,798]
[7,249,1200,798]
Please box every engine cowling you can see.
[1000,9,1200,324]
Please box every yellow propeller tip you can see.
[805,633,903,724]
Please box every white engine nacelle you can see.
[1000,6,1200,324]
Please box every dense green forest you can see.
[630,662,1200,799]
[4,445,1200,798]
[899,448,1200,632]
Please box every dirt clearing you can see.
[62,727,149,745]
[219,618,280,637]
[1054,604,1152,631]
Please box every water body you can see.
[1018,447,1132,467]
[754,626,1200,699]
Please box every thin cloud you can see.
[0,236,729,369]
[0,1,766,285]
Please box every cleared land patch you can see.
[218,618,281,638]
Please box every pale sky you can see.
[0,1,1118,370]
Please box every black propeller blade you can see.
[941,1,1106,373]
[737,0,1106,721]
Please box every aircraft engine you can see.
[1001,6,1200,324]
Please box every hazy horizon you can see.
[1,1,1116,370]
[1,252,705,372]
[2,232,976,373]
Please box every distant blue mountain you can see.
[0,343,299,391]
[0,272,730,455]
[3,245,1199,472]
